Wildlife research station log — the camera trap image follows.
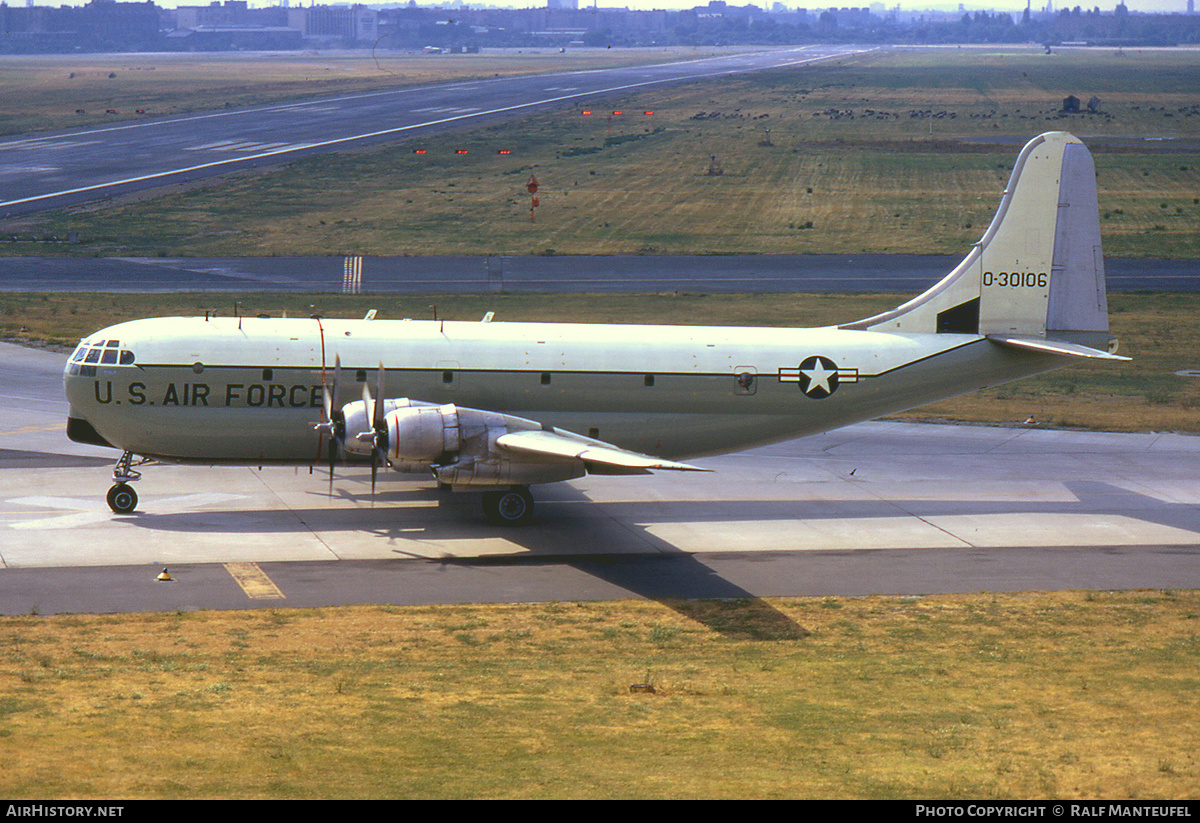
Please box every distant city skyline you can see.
[15,0,1195,17]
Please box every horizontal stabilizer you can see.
[987,334,1130,361]
[496,429,711,473]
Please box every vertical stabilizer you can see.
[843,132,1112,350]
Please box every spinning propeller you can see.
[353,365,390,497]
[315,359,392,500]
[313,356,371,495]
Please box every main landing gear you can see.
[481,486,534,526]
[107,450,149,514]
[99,451,538,526]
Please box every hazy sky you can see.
[34,0,1197,16]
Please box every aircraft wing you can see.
[495,429,711,475]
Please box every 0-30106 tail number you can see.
[983,271,1048,288]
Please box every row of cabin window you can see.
[439,371,656,387]
[67,357,664,387]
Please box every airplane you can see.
[64,131,1128,526]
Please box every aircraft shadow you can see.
[109,476,1200,639]
[0,448,115,470]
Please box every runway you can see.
[2,340,1198,615]
[0,45,872,217]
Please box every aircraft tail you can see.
[843,131,1125,360]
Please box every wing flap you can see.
[987,334,1131,361]
[495,429,710,473]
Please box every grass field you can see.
[2,591,1198,799]
[7,47,1199,259]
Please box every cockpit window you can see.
[68,340,136,374]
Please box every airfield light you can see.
[581,110,592,115]
[497,149,512,155]
[456,149,469,154]
[412,149,427,154]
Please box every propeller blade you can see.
[373,363,386,430]
[316,355,346,493]
[370,363,386,506]
[328,433,338,496]
[322,354,341,427]
[370,449,378,505]
[310,356,351,496]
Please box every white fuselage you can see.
[65,315,1059,464]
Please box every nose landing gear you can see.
[107,451,149,514]
[106,482,138,514]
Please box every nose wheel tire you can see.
[107,483,138,514]
[482,486,534,526]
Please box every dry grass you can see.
[2,591,1197,799]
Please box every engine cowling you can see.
[339,397,585,487]
[384,403,460,465]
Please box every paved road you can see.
[0,45,872,217]
[2,341,1198,616]
[1,254,1196,293]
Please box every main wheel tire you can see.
[106,483,138,514]
[482,487,534,526]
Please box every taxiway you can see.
[2,341,1198,615]
[1,254,1197,293]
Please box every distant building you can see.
[0,0,160,52]
[289,4,377,43]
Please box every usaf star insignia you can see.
[778,356,858,399]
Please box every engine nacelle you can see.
[433,456,584,487]
[340,396,431,459]
[339,397,585,487]
[385,403,460,465]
